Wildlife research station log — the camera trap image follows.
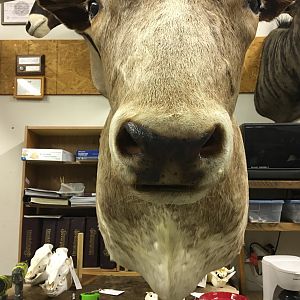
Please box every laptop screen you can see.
[241,124,300,169]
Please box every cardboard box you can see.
[21,148,75,162]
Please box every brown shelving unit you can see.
[247,222,300,232]
[238,179,300,294]
[19,126,137,277]
[249,180,300,189]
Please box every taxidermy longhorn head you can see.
[0,0,293,299]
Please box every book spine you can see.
[99,233,116,269]
[21,218,42,262]
[83,217,100,267]
[68,217,86,267]
[54,217,71,249]
[76,157,98,161]
[41,219,57,245]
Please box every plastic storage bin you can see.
[281,200,300,223]
[249,200,284,223]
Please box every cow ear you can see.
[259,0,294,21]
[37,0,90,31]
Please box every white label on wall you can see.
[25,65,41,72]
[18,57,41,65]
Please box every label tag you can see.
[190,292,204,298]
[99,289,125,296]
[68,259,82,290]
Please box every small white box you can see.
[21,148,75,162]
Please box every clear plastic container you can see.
[248,200,284,223]
[58,182,85,196]
[281,200,300,223]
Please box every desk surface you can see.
[7,275,198,300]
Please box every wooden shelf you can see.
[249,180,300,189]
[24,203,96,209]
[247,222,300,232]
[25,160,98,165]
[79,269,140,277]
[26,126,102,136]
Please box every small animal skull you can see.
[145,292,159,300]
[208,267,236,288]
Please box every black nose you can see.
[117,122,223,161]
[26,22,31,32]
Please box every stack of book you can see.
[76,150,99,162]
[70,195,96,207]
[24,188,70,206]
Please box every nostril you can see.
[117,122,144,156]
[200,125,224,158]
[26,22,31,32]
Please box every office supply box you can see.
[21,148,74,162]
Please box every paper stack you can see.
[70,195,96,207]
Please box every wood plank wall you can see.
[0,40,99,95]
[0,37,264,95]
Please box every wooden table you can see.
[6,275,200,300]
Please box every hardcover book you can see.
[25,196,69,206]
[99,233,116,269]
[83,217,100,267]
[21,216,42,262]
[55,217,71,249]
[76,150,99,157]
[41,218,58,245]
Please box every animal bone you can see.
[25,244,53,286]
[207,267,236,288]
[145,292,159,300]
[145,293,186,300]
[40,248,73,297]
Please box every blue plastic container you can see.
[249,200,284,223]
[282,200,300,223]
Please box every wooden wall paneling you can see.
[57,40,99,95]
[28,40,58,95]
[240,37,265,93]
[0,38,264,95]
[1,41,29,95]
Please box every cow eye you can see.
[88,0,100,19]
[247,0,261,14]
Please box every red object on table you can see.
[200,292,248,300]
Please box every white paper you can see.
[99,289,125,296]
[68,260,82,290]
[190,292,204,298]
[16,78,42,96]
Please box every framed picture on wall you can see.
[14,76,45,100]
[1,0,34,25]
